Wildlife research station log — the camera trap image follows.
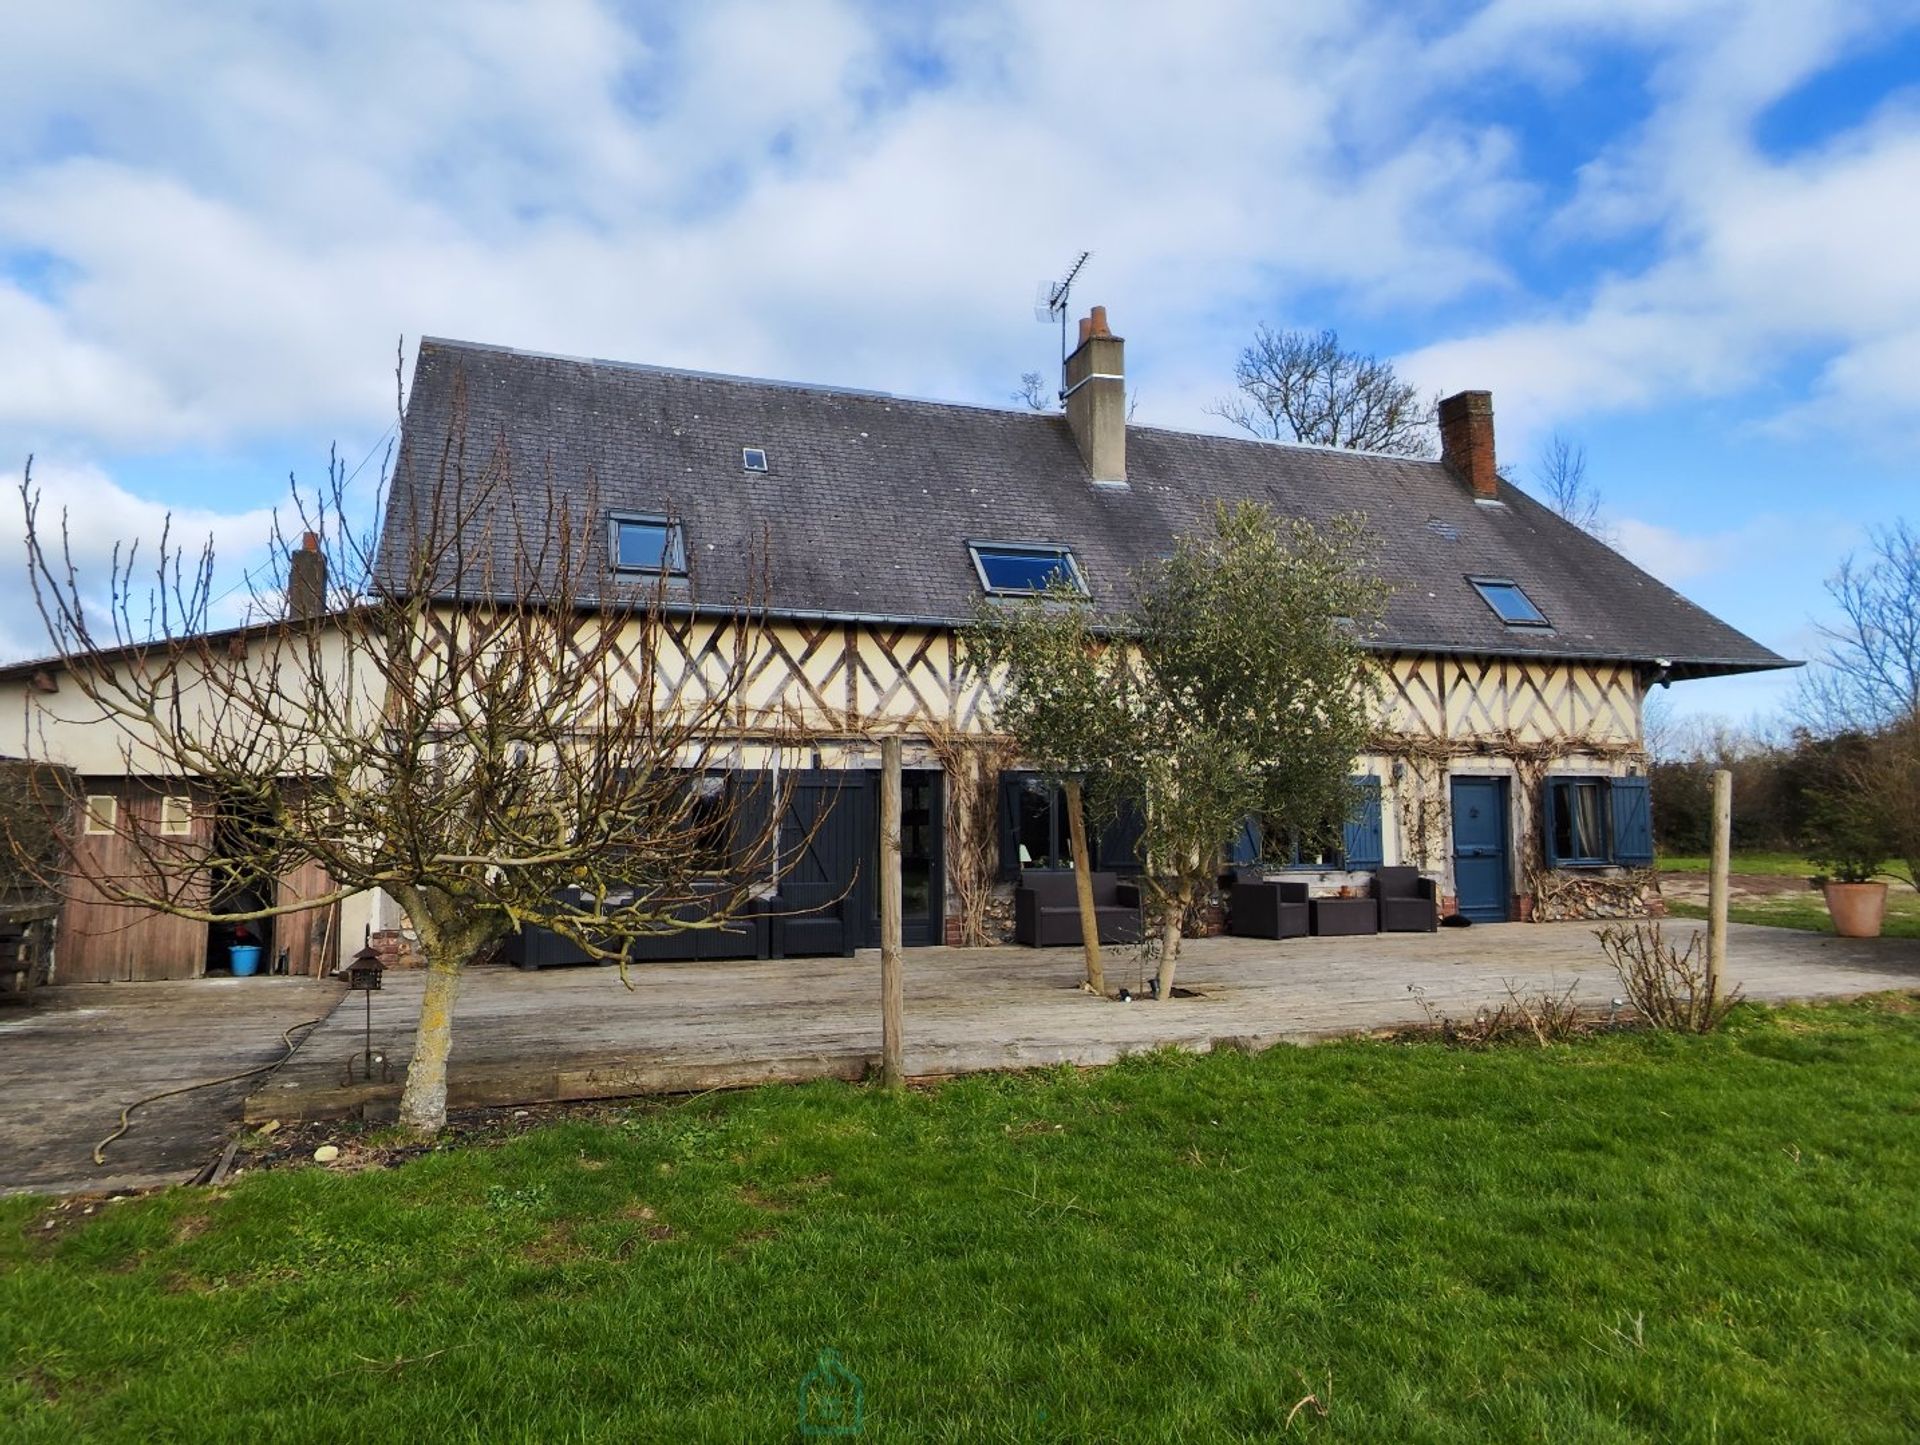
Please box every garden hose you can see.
[93,1016,327,1167]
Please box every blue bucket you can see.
[228,944,263,977]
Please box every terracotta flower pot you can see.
[1822,880,1888,939]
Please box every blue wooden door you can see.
[1450,776,1510,922]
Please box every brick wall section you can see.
[1438,390,1498,498]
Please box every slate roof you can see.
[382,337,1792,681]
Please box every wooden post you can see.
[1064,778,1105,996]
[879,736,904,1089]
[1707,767,1731,999]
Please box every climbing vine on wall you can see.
[1369,730,1654,922]
[922,725,1021,946]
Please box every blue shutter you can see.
[1610,776,1653,866]
[1342,777,1384,869]
[1226,816,1262,866]
[1542,779,1566,866]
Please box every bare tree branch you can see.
[6,361,819,1135]
[1209,326,1435,457]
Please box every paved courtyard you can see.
[0,976,343,1197]
[8,921,1916,1197]
[248,919,1920,1124]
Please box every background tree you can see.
[1800,520,1920,883]
[8,379,802,1136]
[1211,326,1434,457]
[966,582,1133,994]
[1534,432,1605,536]
[1011,371,1054,412]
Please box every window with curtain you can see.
[1546,777,1610,865]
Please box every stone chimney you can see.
[1439,390,1498,500]
[287,531,327,620]
[1063,305,1126,484]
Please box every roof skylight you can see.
[969,542,1087,597]
[1469,576,1549,627]
[742,446,768,472]
[610,513,687,575]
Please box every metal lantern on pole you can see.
[336,931,388,1084]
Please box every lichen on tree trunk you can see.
[396,905,499,1138]
[397,953,464,1137]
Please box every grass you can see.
[1658,852,1915,885]
[1667,893,1920,940]
[5,1001,1920,1441]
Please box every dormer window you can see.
[969,542,1087,596]
[1469,576,1548,627]
[610,513,687,575]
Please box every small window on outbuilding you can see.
[742,447,769,473]
[1469,576,1549,627]
[610,514,687,575]
[83,795,116,835]
[969,543,1087,596]
[160,796,194,836]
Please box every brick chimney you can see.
[1439,390,1498,500]
[287,531,326,620]
[1063,305,1126,484]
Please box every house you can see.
[0,308,1790,979]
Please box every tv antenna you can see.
[1033,250,1091,395]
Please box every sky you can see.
[3,0,1918,727]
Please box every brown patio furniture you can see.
[1371,867,1439,933]
[1014,870,1144,947]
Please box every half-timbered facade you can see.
[1,310,1790,977]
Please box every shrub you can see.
[1595,921,1742,1033]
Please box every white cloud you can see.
[1397,3,1920,444]
[0,0,1914,669]
[1,458,275,662]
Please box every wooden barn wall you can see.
[58,780,211,984]
[56,780,340,984]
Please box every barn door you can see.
[771,772,861,957]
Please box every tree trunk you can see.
[397,951,465,1138]
[1155,895,1183,1003]
[1064,778,1105,996]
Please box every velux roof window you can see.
[969,543,1086,597]
[610,513,687,575]
[1469,576,1549,627]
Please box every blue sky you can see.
[3,1,1918,729]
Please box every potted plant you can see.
[1803,789,1895,938]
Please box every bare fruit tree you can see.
[1211,326,1434,457]
[8,369,806,1136]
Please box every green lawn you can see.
[1666,895,1920,940]
[1658,852,1915,885]
[6,1002,1920,1442]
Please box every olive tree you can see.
[8,376,803,1136]
[1126,503,1385,995]
[972,501,1384,1001]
